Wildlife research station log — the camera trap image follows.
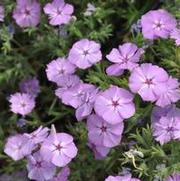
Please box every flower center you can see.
[100,125,107,132]
[57,9,62,15]
[58,69,64,74]
[144,78,153,85]
[153,20,165,30]
[35,161,42,168]
[122,55,129,63]
[25,9,30,16]
[111,100,119,107]
[55,144,62,151]
[20,102,26,107]
[83,50,89,56]
[166,127,174,132]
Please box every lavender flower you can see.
[151,105,173,124]
[9,93,35,116]
[40,125,78,167]
[23,126,49,153]
[4,134,30,161]
[61,83,98,121]
[19,77,40,98]
[27,151,56,181]
[44,0,74,26]
[13,0,41,28]
[170,28,180,46]
[106,43,144,75]
[55,75,81,99]
[46,58,76,84]
[129,63,169,102]
[165,173,180,181]
[0,6,4,22]
[155,76,180,107]
[68,39,102,69]
[94,85,135,124]
[152,106,180,145]
[141,9,177,39]
[87,114,124,148]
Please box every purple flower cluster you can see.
[45,32,180,158]
[105,174,141,181]
[151,105,180,145]
[5,0,74,28]
[4,125,76,181]
[1,2,180,47]
[141,9,180,46]
[4,4,180,179]
[45,38,102,123]
[9,77,40,116]
[46,43,137,158]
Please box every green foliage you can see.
[0,0,180,180]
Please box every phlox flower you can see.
[68,39,102,69]
[152,106,180,145]
[13,0,41,28]
[155,76,180,107]
[27,151,56,181]
[9,92,35,116]
[61,83,98,121]
[44,0,74,26]
[19,77,40,98]
[129,63,169,102]
[87,114,124,148]
[4,134,30,161]
[151,105,173,124]
[55,75,81,99]
[46,58,76,83]
[40,125,78,167]
[94,85,135,124]
[23,126,49,153]
[141,9,177,39]
[106,43,144,76]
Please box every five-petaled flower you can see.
[141,9,177,39]
[94,85,135,124]
[44,0,74,26]
[40,125,78,167]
